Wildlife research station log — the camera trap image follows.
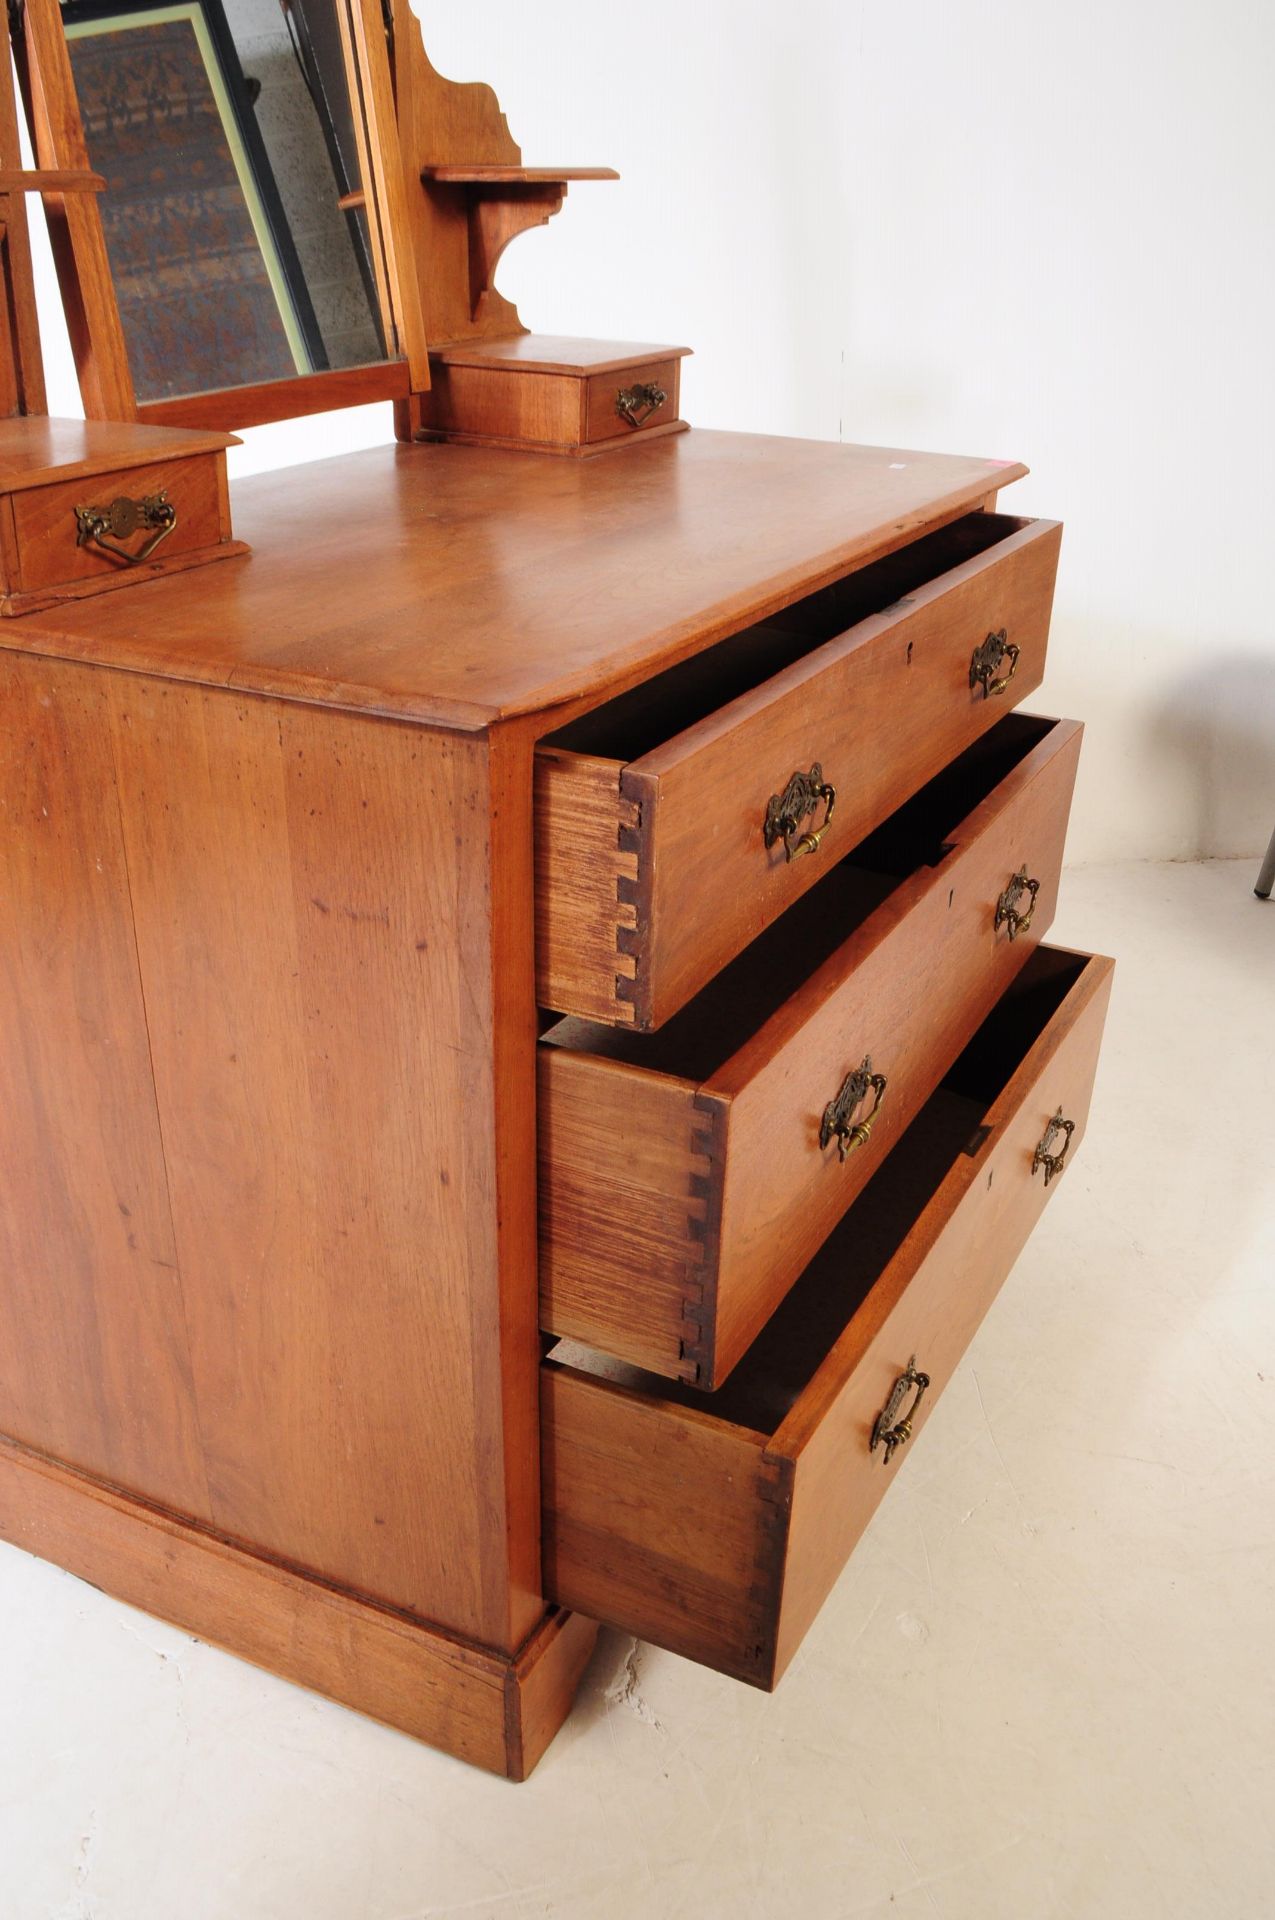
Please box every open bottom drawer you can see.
[542,945,1113,1687]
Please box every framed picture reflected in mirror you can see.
[55,0,403,412]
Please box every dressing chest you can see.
[0,430,1111,1775]
[0,0,1110,1780]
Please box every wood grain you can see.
[0,1432,595,1779]
[585,360,681,444]
[9,453,225,590]
[0,415,238,487]
[0,655,209,1516]
[538,1050,727,1378]
[136,362,411,432]
[540,716,1083,1384]
[430,337,692,375]
[412,346,685,454]
[541,1365,781,1682]
[416,362,585,450]
[104,680,540,1649]
[534,748,640,1024]
[770,949,1115,1675]
[390,0,526,348]
[542,949,1114,1684]
[1,434,1029,731]
[0,53,49,417]
[421,167,619,185]
[341,0,430,391]
[14,0,137,421]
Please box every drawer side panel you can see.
[772,956,1113,1677]
[541,1366,785,1685]
[534,749,640,1024]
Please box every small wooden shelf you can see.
[420,166,618,184]
[0,168,105,193]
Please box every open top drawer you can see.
[540,712,1081,1386]
[535,511,1062,1027]
[542,945,1114,1687]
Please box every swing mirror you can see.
[13,0,424,427]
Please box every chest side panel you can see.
[0,654,210,1516]
[106,679,538,1647]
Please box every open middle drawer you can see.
[542,945,1114,1687]
[535,510,1062,1028]
[539,711,1081,1387]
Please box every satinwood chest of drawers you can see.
[0,429,1111,1776]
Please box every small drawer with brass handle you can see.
[540,714,1083,1389]
[543,948,1114,1690]
[584,356,682,444]
[764,763,837,862]
[0,434,245,617]
[996,866,1040,940]
[536,512,1062,1029]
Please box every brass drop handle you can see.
[820,1056,887,1162]
[765,763,837,862]
[1032,1107,1074,1185]
[74,490,177,567]
[615,381,668,428]
[969,627,1020,700]
[995,867,1040,941]
[871,1355,930,1465]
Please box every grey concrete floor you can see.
[1,859,1271,1919]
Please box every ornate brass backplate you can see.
[995,866,1040,941]
[870,1355,930,1465]
[819,1056,887,1162]
[765,763,837,862]
[74,490,177,566]
[615,381,667,428]
[1032,1107,1074,1185]
[969,627,1020,699]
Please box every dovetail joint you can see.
[678,1098,725,1385]
[614,803,642,1013]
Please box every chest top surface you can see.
[1,430,1024,732]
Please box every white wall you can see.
[29,0,1275,861]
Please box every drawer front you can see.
[10,455,227,594]
[535,514,1061,1028]
[542,948,1114,1686]
[540,715,1082,1387]
[585,359,681,444]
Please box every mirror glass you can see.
[60,0,394,403]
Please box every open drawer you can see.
[542,946,1114,1687]
[540,712,1082,1386]
[535,510,1062,1028]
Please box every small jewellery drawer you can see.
[4,455,231,605]
[542,946,1114,1686]
[535,511,1062,1028]
[540,712,1082,1386]
[585,358,682,445]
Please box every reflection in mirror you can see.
[60,0,392,402]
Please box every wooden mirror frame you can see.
[9,0,430,428]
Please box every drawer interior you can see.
[542,710,1060,1083]
[546,942,1093,1435]
[543,513,1031,763]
